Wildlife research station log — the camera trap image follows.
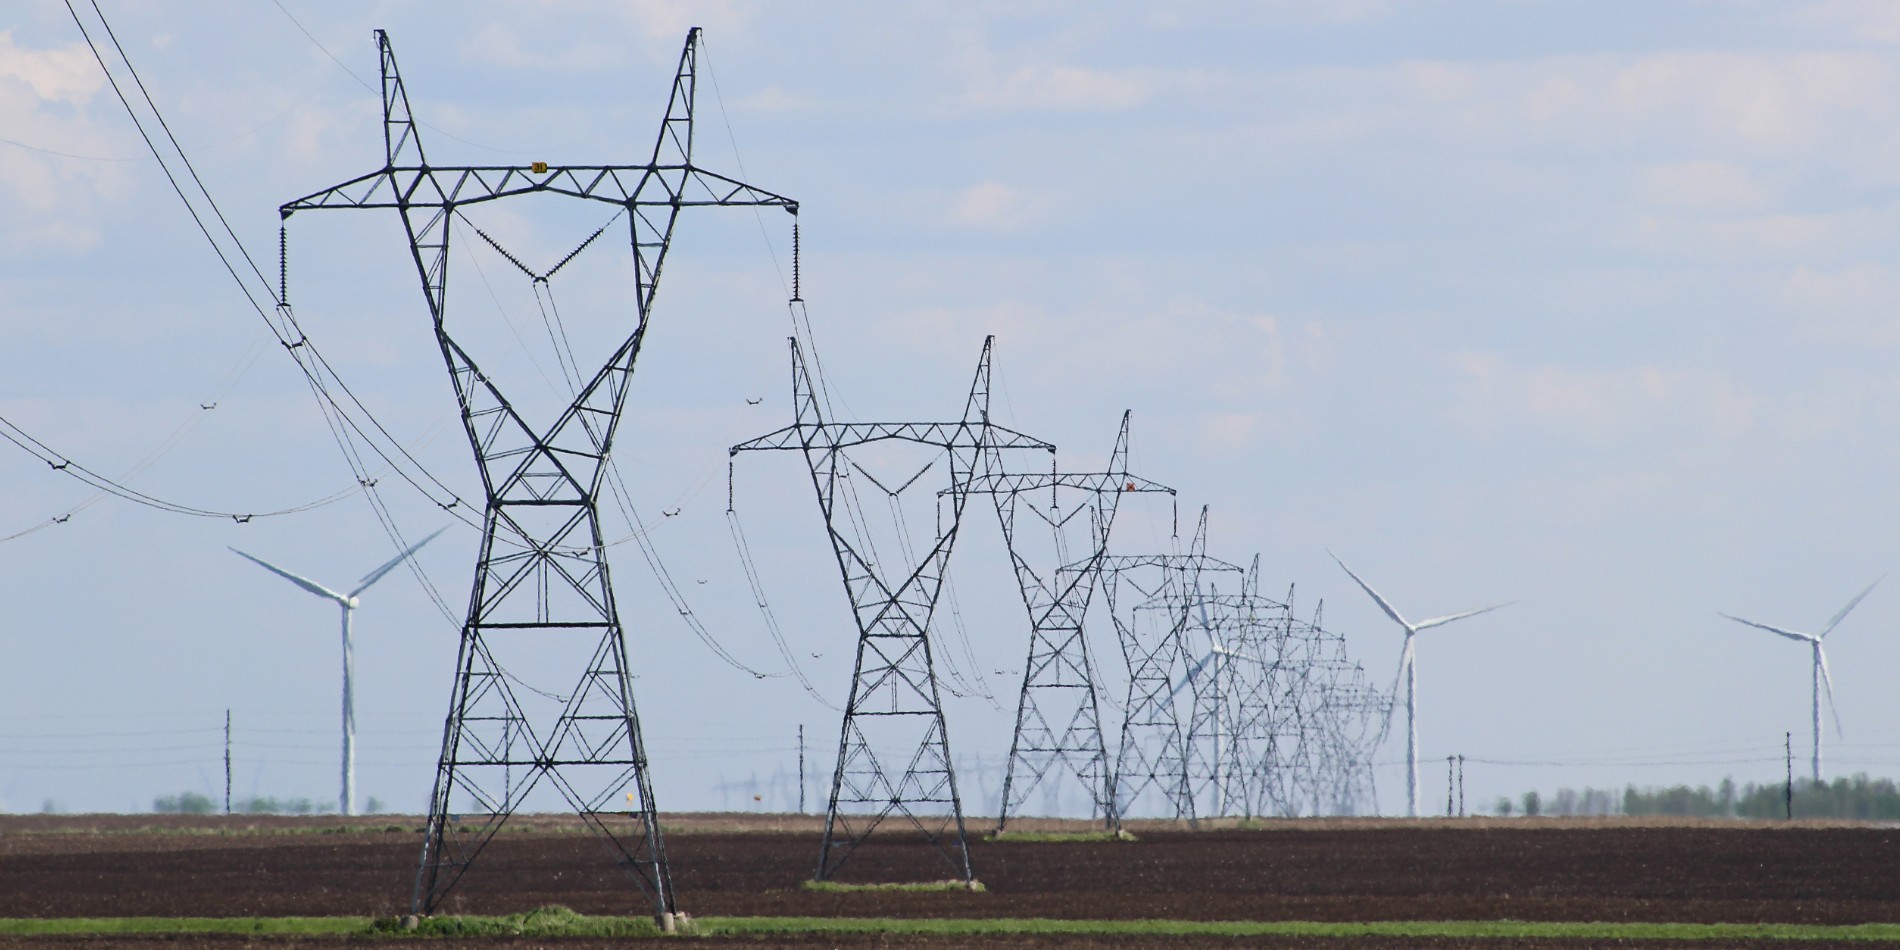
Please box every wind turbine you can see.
[1329,552,1507,818]
[1719,576,1880,785]
[231,528,446,816]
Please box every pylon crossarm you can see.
[957,471,1173,496]
[1082,553,1249,576]
[730,421,1052,455]
[280,165,797,217]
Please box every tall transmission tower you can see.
[956,412,1172,834]
[280,29,796,923]
[1096,508,1245,821]
[730,335,1053,883]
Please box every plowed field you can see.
[1,814,1896,946]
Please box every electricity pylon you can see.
[1141,576,1389,819]
[281,28,795,923]
[1154,567,1286,820]
[955,412,1172,834]
[1095,508,1245,821]
[730,335,1053,883]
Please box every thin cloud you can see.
[1456,355,1757,443]
[0,30,103,104]
[946,181,1050,232]
[966,64,1156,112]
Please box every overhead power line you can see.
[0,413,360,523]
[60,0,475,631]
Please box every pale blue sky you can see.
[5,1,1900,816]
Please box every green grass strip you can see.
[375,905,660,937]
[802,879,986,893]
[987,830,1137,843]
[697,917,1900,942]
[8,912,1900,941]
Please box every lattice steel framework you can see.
[1093,508,1245,821]
[280,28,795,921]
[1142,574,1389,819]
[731,336,1053,882]
[1151,565,1272,819]
[955,412,1172,834]
[1283,596,1387,817]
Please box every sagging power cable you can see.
[66,0,470,627]
[727,507,838,709]
[518,261,787,681]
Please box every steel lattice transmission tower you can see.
[1156,564,1283,820]
[731,335,1052,883]
[280,29,795,921]
[1096,508,1245,821]
[957,412,1172,834]
[1144,576,1389,819]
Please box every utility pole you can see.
[797,724,806,815]
[1446,756,1455,817]
[284,27,795,925]
[1785,731,1794,820]
[223,709,232,816]
[1457,755,1465,818]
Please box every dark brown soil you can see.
[0,939,1881,950]
[1,814,1897,944]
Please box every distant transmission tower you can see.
[730,335,1052,883]
[281,29,795,923]
[1096,508,1245,821]
[957,412,1173,834]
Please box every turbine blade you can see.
[1328,551,1412,631]
[229,548,348,604]
[1211,643,1270,666]
[1412,602,1511,631]
[1718,612,1814,644]
[1818,647,1843,739]
[1821,575,1884,638]
[1166,652,1216,703]
[1193,575,1218,647]
[351,526,448,597]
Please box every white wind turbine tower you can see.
[1329,553,1508,818]
[1719,576,1881,785]
[231,528,446,816]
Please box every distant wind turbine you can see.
[1720,576,1881,785]
[231,528,446,816]
[1329,552,1508,818]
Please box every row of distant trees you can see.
[152,792,385,815]
[1494,775,1900,820]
